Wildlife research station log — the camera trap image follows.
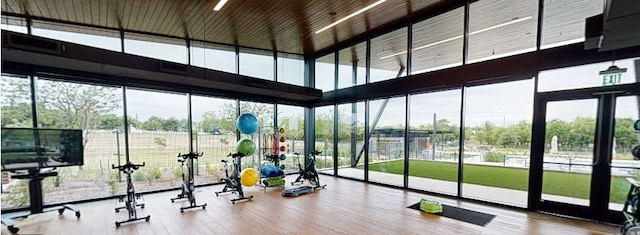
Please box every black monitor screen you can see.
[1,128,84,171]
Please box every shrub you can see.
[5,181,29,207]
[154,137,167,147]
[149,167,162,179]
[484,152,505,163]
[205,164,224,181]
[52,174,65,187]
[132,169,147,181]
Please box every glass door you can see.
[529,83,640,224]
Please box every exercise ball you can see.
[236,138,256,156]
[240,168,259,186]
[236,113,259,134]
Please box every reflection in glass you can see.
[338,43,366,89]
[336,102,365,180]
[32,21,121,52]
[1,16,27,33]
[411,7,464,74]
[408,90,461,196]
[541,0,604,49]
[462,79,533,207]
[370,28,408,83]
[367,96,406,187]
[468,0,538,63]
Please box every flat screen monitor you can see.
[1,128,84,171]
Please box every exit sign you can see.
[602,73,623,86]
[599,65,627,87]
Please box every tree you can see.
[36,80,121,146]
[100,114,123,130]
[142,116,164,131]
[1,76,33,127]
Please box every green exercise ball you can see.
[236,138,256,156]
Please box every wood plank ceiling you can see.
[1,0,450,55]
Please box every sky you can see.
[1,21,638,129]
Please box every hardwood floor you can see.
[1,175,619,235]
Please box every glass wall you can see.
[370,28,408,83]
[124,33,188,64]
[336,102,366,180]
[337,43,367,89]
[467,0,538,63]
[538,58,639,92]
[368,96,406,187]
[541,0,605,49]
[190,42,237,74]
[125,88,189,193]
[32,21,121,52]
[411,7,464,74]
[315,53,335,92]
[276,104,305,174]
[609,95,640,210]
[1,16,28,33]
[190,95,238,186]
[239,48,274,81]
[462,79,534,207]
[408,89,461,196]
[315,106,335,171]
[1,74,33,210]
[277,53,305,86]
[33,78,125,205]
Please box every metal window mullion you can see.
[462,2,470,65]
[29,76,38,127]
[457,87,466,198]
[536,0,544,50]
[334,104,338,175]
[404,95,411,188]
[123,87,131,162]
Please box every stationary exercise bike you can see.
[215,152,253,204]
[292,150,326,189]
[112,161,150,227]
[170,152,206,212]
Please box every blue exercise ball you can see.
[279,154,286,161]
[236,113,259,134]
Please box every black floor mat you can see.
[408,202,496,226]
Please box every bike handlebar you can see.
[294,150,322,156]
[177,152,204,159]
[112,161,146,171]
[227,152,245,158]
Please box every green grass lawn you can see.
[364,160,630,204]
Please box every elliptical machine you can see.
[112,161,150,227]
[292,150,326,189]
[215,152,253,204]
[171,152,207,212]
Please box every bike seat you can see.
[311,150,322,155]
[221,160,228,163]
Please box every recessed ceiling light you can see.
[315,0,387,34]
[213,0,229,11]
